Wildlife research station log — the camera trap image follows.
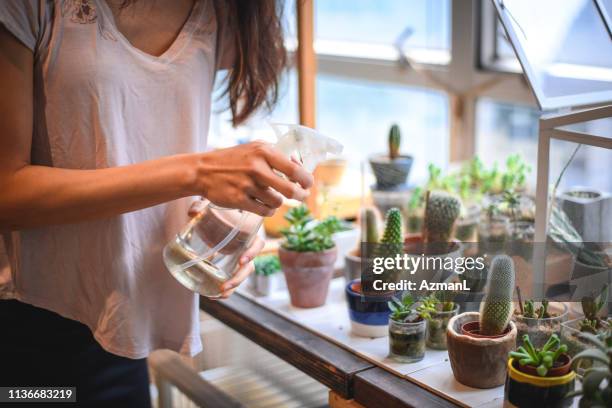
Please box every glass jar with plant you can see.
[422,292,459,350]
[278,205,345,308]
[387,293,430,363]
[561,285,610,358]
[513,299,568,349]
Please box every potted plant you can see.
[279,205,344,308]
[566,331,611,407]
[345,279,394,338]
[478,199,511,255]
[422,292,459,350]
[253,254,282,296]
[369,124,413,190]
[344,207,379,283]
[513,299,569,349]
[505,334,575,407]
[561,285,610,358]
[447,255,517,388]
[387,293,431,363]
[404,191,463,289]
[405,186,425,234]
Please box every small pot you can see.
[426,304,459,350]
[369,154,413,190]
[344,249,362,283]
[279,246,337,308]
[345,279,394,338]
[504,357,575,408]
[388,317,427,363]
[512,302,568,349]
[447,312,517,389]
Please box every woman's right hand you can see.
[193,141,313,216]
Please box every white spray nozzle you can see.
[270,123,343,173]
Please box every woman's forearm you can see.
[0,154,199,230]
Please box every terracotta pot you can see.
[515,353,572,377]
[460,321,511,338]
[279,246,337,308]
[447,312,517,389]
[344,249,362,282]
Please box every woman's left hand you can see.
[188,199,264,299]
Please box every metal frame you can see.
[533,104,612,297]
[492,0,612,111]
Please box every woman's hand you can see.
[194,141,313,217]
[188,200,264,298]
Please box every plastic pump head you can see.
[270,123,343,173]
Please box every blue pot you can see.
[345,279,394,338]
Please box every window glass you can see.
[315,0,451,50]
[316,74,449,183]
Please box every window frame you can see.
[299,0,537,163]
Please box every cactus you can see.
[380,208,403,246]
[479,255,515,336]
[360,207,379,244]
[388,124,401,160]
[423,191,461,243]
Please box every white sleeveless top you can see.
[0,0,232,359]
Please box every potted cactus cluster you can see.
[447,255,517,389]
[345,208,402,338]
[279,205,345,308]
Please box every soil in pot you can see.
[279,247,337,308]
[388,317,427,363]
[512,303,568,349]
[426,304,459,350]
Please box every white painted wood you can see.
[240,278,504,407]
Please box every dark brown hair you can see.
[118,0,287,126]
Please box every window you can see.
[317,74,449,183]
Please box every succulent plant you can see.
[361,207,379,244]
[479,255,515,336]
[509,334,568,377]
[568,331,611,406]
[521,299,552,319]
[388,124,401,160]
[254,255,281,276]
[281,205,346,252]
[423,191,461,244]
[388,293,434,322]
[579,284,609,334]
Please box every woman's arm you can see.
[0,27,312,231]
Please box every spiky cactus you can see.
[360,207,379,244]
[374,208,403,259]
[479,255,515,336]
[424,191,461,243]
[388,124,401,160]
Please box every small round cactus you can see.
[479,255,515,336]
[388,124,401,160]
[424,191,461,243]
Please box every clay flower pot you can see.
[369,154,413,190]
[447,312,517,389]
[279,246,337,308]
[345,279,394,338]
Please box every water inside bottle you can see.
[163,235,237,298]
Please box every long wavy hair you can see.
[117,0,287,126]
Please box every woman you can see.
[0,0,310,405]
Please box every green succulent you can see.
[567,331,611,406]
[254,255,281,276]
[388,293,434,323]
[281,205,346,252]
[510,334,568,377]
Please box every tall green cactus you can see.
[361,207,379,244]
[479,255,515,336]
[381,208,403,246]
[424,191,461,243]
[388,124,401,160]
